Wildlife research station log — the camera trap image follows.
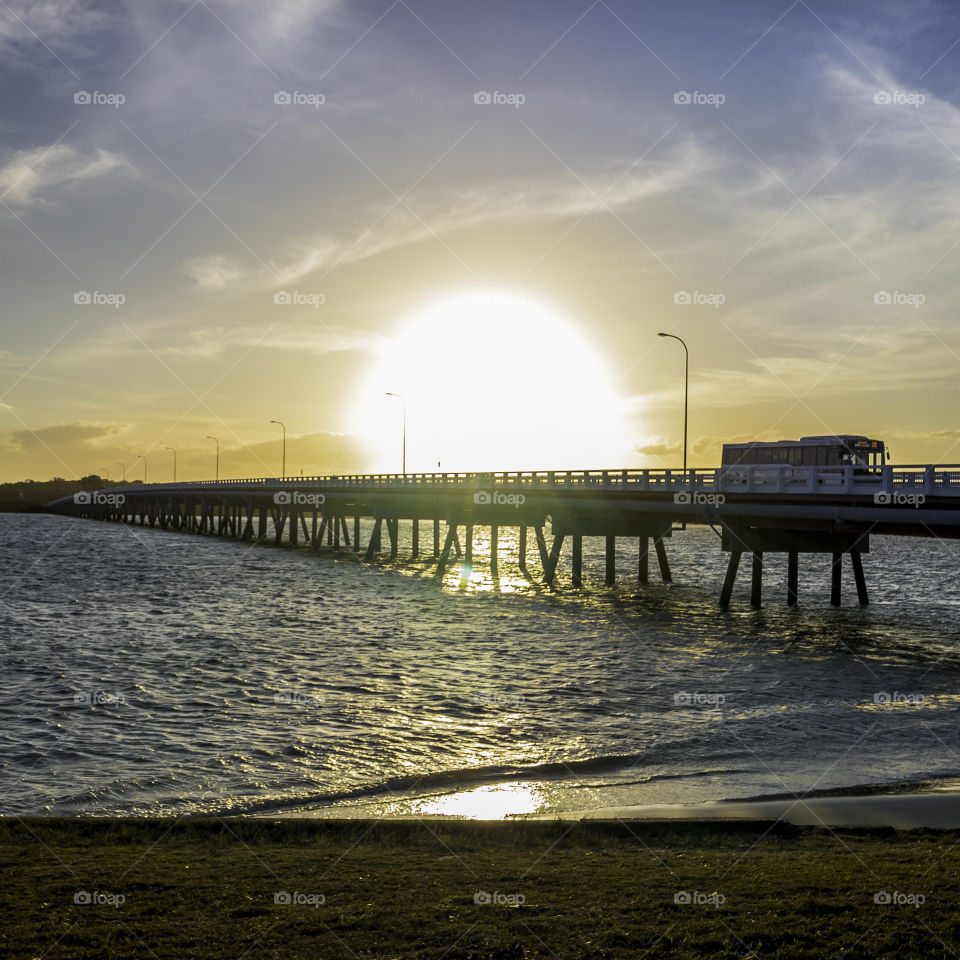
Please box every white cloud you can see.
[0,0,105,60]
[0,143,135,208]
[180,254,248,292]
[181,140,704,292]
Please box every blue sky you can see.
[2,0,960,479]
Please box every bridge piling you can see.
[639,537,649,584]
[412,519,419,558]
[787,552,798,606]
[831,553,842,606]
[546,534,564,584]
[751,552,763,607]
[365,517,383,560]
[719,552,741,607]
[436,523,456,576]
[518,525,528,573]
[534,526,550,575]
[851,550,869,605]
[605,536,616,586]
[572,535,583,587]
[490,524,498,577]
[655,536,672,583]
[354,515,361,553]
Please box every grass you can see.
[2,817,959,958]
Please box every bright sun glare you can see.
[353,291,630,473]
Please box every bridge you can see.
[47,463,960,607]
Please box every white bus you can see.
[721,435,886,470]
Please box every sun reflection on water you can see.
[415,783,545,819]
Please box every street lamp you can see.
[269,420,286,478]
[385,392,406,475]
[205,436,219,481]
[136,454,147,483]
[165,446,177,483]
[657,332,689,476]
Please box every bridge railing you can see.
[104,468,725,493]
[67,464,960,500]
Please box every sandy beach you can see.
[531,789,960,829]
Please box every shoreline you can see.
[527,791,960,829]
[252,773,960,828]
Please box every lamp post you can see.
[385,392,406,475]
[206,436,219,481]
[657,332,689,476]
[136,454,147,483]
[269,420,286,479]
[165,446,177,483]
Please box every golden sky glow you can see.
[3,1,960,481]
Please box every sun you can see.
[352,290,630,473]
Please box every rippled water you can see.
[2,512,960,818]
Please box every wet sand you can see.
[531,790,960,829]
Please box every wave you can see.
[191,748,749,818]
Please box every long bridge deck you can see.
[48,464,960,608]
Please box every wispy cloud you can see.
[180,142,704,292]
[0,143,135,208]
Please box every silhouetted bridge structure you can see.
[48,465,960,607]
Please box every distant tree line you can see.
[0,476,139,512]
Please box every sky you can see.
[2,0,960,481]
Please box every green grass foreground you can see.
[2,817,958,958]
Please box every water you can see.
[2,512,960,818]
